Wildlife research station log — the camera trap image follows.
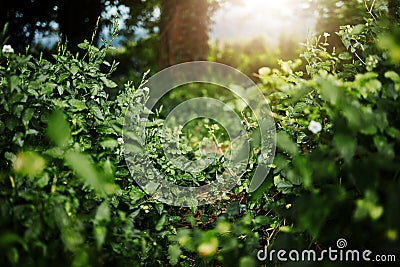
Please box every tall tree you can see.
[1,0,220,71]
[158,0,212,68]
[388,0,400,23]
[113,0,220,70]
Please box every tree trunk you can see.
[159,0,209,68]
[388,0,399,24]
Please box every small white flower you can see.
[117,137,124,145]
[308,120,322,134]
[2,45,14,54]
[95,98,100,103]
[91,95,95,99]
[142,87,149,93]
[323,32,331,38]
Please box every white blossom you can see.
[308,120,322,134]
[117,137,124,145]
[2,45,14,54]
[142,87,149,93]
[323,32,331,38]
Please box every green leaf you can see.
[333,134,356,163]
[47,110,71,147]
[239,256,256,267]
[293,156,312,187]
[0,232,28,251]
[155,214,167,231]
[77,41,89,50]
[22,108,34,125]
[276,132,298,156]
[4,152,16,162]
[338,52,353,60]
[274,175,293,192]
[100,139,118,149]
[352,24,365,34]
[42,82,58,94]
[13,151,46,177]
[94,225,107,250]
[198,235,218,257]
[318,76,341,105]
[6,116,19,131]
[386,127,400,140]
[65,150,117,196]
[100,76,117,88]
[91,105,104,120]
[124,142,145,154]
[103,158,114,177]
[57,72,70,83]
[258,67,271,76]
[129,187,145,203]
[295,193,331,238]
[168,244,182,265]
[360,79,381,98]
[70,65,79,76]
[43,147,64,158]
[69,99,87,111]
[36,172,50,187]
[373,136,395,159]
[9,75,20,91]
[385,71,400,91]
[95,201,111,223]
[354,191,384,221]
[342,103,363,131]
[385,71,400,82]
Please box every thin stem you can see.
[355,52,366,65]
[364,0,376,20]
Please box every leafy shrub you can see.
[166,7,400,267]
[0,25,263,267]
[0,32,128,265]
[251,12,400,265]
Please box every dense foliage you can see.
[1,2,400,267]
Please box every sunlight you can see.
[211,0,315,46]
[234,0,296,29]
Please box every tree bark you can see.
[388,0,399,24]
[159,0,209,68]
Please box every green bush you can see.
[0,35,131,266]
[253,14,400,266]
[0,27,262,267]
[167,10,400,267]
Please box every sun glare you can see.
[211,0,314,46]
